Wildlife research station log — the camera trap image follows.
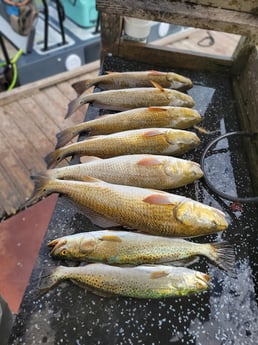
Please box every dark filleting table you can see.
[9,56,258,345]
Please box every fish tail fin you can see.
[209,241,235,272]
[72,80,93,95]
[24,174,53,207]
[65,97,82,119]
[37,266,64,296]
[45,148,63,169]
[56,128,77,149]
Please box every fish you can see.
[45,128,200,169]
[72,70,193,95]
[38,263,210,298]
[26,175,228,237]
[45,154,203,190]
[66,84,195,118]
[48,230,235,271]
[56,106,201,148]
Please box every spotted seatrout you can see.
[72,70,193,95]
[27,175,228,237]
[45,128,200,169]
[38,263,210,298]
[66,85,195,118]
[56,106,201,148]
[48,230,235,271]
[45,154,203,189]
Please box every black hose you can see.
[200,131,258,203]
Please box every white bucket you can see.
[124,17,152,41]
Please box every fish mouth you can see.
[195,272,210,289]
[48,238,67,256]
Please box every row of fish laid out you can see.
[39,229,234,298]
[66,72,195,118]
[30,69,232,299]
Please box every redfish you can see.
[38,263,210,298]
[26,175,228,237]
[66,85,195,118]
[45,128,200,169]
[56,106,201,148]
[72,70,193,95]
[45,154,203,189]
[48,230,234,271]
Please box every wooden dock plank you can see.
[0,61,99,219]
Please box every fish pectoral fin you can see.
[100,235,122,242]
[148,107,167,112]
[150,270,170,279]
[137,157,163,166]
[143,193,174,205]
[143,129,165,137]
[148,70,165,76]
[150,80,165,91]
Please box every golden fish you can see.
[72,70,193,95]
[56,106,201,148]
[45,128,200,169]
[45,154,203,189]
[48,230,235,271]
[27,175,228,237]
[66,84,195,118]
[38,263,210,298]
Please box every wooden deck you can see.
[0,60,100,220]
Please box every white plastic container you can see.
[123,17,152,41]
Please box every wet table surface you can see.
[9,56,258,345]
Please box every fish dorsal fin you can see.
[151,80,164,91]
[137,157,163,166]
[148,107,167,112]
[81,156,103,163]
[143,129,164,137]
[150,270,169,279]
[100,234,122,242]
[148,70,165,76]
[143,193,173,205]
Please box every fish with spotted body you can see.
[48,230,234,271]
[38,263,210,298]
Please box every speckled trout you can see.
[48,230,234,271]
[72,70,193,95]
[57,106,201,148]
[38,263,210,298]
[45,154,203,189]
[27,175,228,237]
[66,85,195,118]
[45,128,200,169]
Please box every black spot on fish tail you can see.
[45,149,63,169]
[56,128,76,149]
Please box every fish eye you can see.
[61,249,68,256]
